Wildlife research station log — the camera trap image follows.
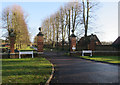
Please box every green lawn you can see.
[79,56,120,64]
[2,57,52,84]
[20,46,35,51]
[0,47,8,49]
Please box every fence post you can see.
[32,54,33,58]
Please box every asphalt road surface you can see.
[44,51,119,84]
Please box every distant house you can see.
[78,34,101,50]
[78,34,101,46]
[1,43,10,48]
[112,36,120,50]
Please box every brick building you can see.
[112,36,120,50]
[78,34,101,50]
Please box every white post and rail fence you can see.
[19,51,34,59]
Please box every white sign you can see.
[82,50,92,56]
[72,46,76,51]
[72,47,76,50]
[19,51,34,59]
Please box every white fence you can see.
[19,51,34,59]
[82,50,92,56]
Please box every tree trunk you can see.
[62,23,64,50]
[85,25,87,37]
[53,23,55,48]
[68,9,71,51]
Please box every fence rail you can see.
[19,51,34,59]
[70,51,120,56]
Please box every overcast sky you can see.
[0,0,119,42]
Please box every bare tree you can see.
[40,1,98,51]
[59,7,65,50]
[54,12,60,48]
[82,0,98,37]
[33,35,37,46]
[2,5,30,49]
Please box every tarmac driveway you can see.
[44,51,119,84]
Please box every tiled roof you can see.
[79,34,101,45]
[112,36,120,46]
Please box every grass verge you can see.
[20,46,35,51]
[2,57,52,84]
[0,47,8,49]
[78,56,120,64]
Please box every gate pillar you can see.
[70,30,76,52]
[9,29,16,58]
[37,27,44,54]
